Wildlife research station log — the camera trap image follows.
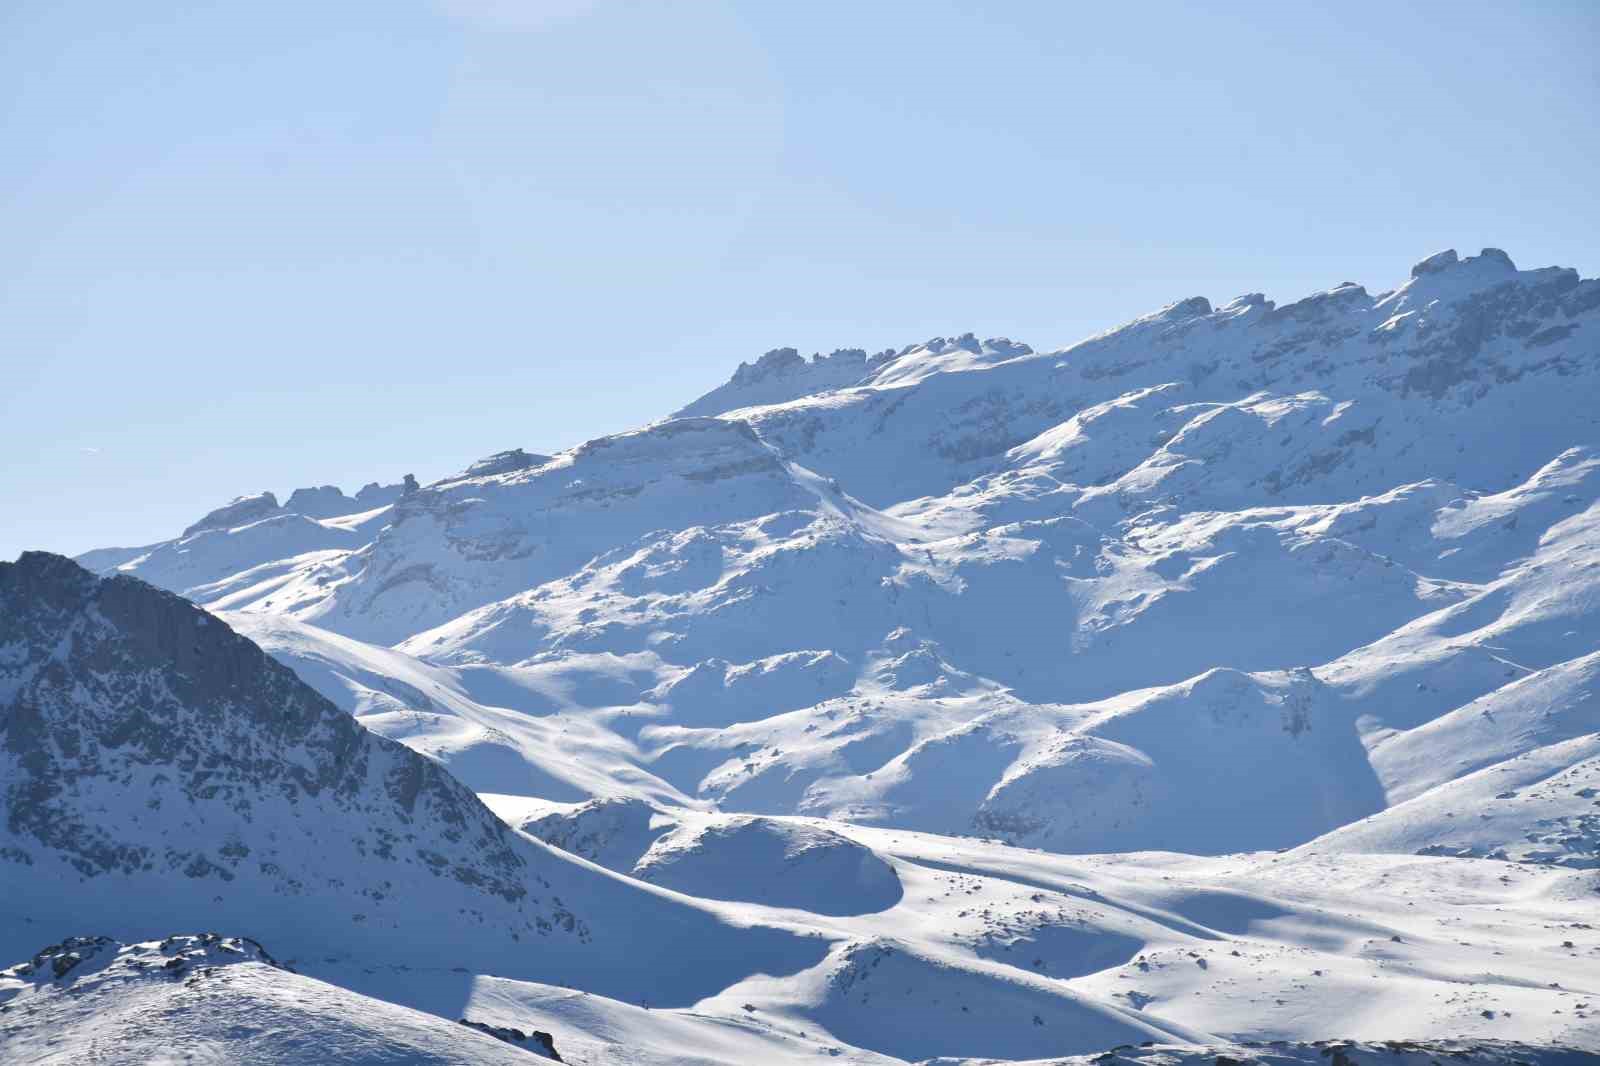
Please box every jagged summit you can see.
[674,332,1036,418]
[676,247,1589,434]
[181,490,282,537]
[673,345,892,418]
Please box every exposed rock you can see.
[1411,248,1460,276]
[459,1018,563,1060]
[283,485,357,518]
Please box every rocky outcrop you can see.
[459,1018,563,1060]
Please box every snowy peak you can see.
[180,480,405,540]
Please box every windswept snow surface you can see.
[19,247,1600,1062]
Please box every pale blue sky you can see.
[3,1,1596,560]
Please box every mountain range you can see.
[3,247,1597,1064]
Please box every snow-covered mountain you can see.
[81,247,1599,864]
[7,246,1597,1062]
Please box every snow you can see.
[0,936,550,1064]
[17,245,1599,1062]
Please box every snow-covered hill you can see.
[19,245,1598,1062]
[0,935,560,1064]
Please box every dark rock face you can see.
[0,555,582,954]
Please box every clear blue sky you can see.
[3,1,1596,560]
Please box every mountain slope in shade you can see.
[0,551,552,963]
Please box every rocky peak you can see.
[931,333,984,355]
[982,336,1034,357]
[282,484,356,518]
[730,347,807,385]
[1476,247,1517,271]
[1410,246,1522,281]
[181,481,406,537]
[180,491,280,538]
[1411,248,1460,277]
